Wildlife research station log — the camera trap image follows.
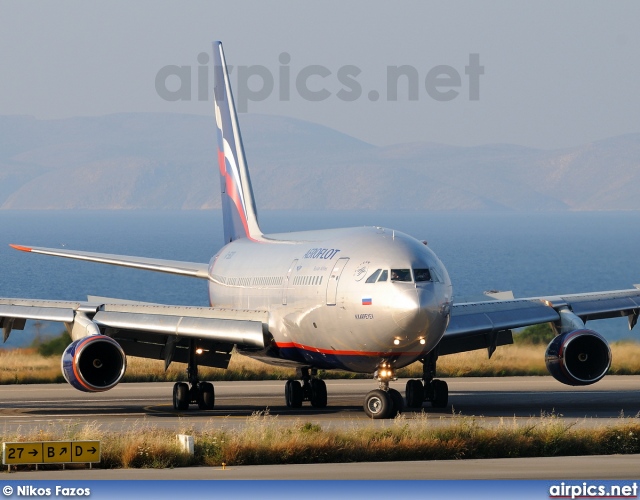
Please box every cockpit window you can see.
[414,268,432,282]
[430,268,442,283]
[365,269,381,283]
[390,269,412,282]
[378,270,388,282]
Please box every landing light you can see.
[419,338,426,345]
[196,348,204,355]
[375,363,397,382]
[393,339,400,346]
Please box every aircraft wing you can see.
[0,298,268,369]
[10,244,210,279]
[439,287,640,356]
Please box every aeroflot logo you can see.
[155,51,484,112]
[303,248,341,259]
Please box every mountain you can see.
[1,113,639,211]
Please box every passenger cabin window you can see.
[366,269,381,283]
[414,268,432,282]
[390,269,411,282]
[378,270,388,282]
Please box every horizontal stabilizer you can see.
[10,244,210,279]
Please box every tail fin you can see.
[212,41,263,243]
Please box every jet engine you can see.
[545,329,611,386]
[61,335,127,392]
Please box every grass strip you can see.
[3,412,640,470]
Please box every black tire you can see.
[388,388,404,415]
[405,379,424,408]
[363,389,393,419]
[310,379,328,408]
[285,379,293,407]
[173,382,189,411]
[285,379,303,408]
[431,379,449,408]
[198,382,215,410]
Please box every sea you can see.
[1,210,640,346]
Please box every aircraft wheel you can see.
[363,389,393,419]
[173,382,190,411]
[310,379,328,408]
[431,379,449,408]
[388,388,404,415]
[405,379,424,408]
[197,382,215,410]
[285,379,303,408]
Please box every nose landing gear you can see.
[284,367,328,408]
[363,362,404,419]
[405,351,448,409]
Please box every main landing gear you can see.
[172,340,215,411]
[284,367,328,408]
[405,351,448,409]
[363,362,404,419]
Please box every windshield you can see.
[414,268,432,282]
[390,269,412,282]
[365,269,381,283]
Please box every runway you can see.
[4,454,640,480]
[2,376,639,479]
[1,376,639,432]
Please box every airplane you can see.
[1,41,639,419]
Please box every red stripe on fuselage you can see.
[274,341,423,358]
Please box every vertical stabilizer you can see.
[212,41,263,243]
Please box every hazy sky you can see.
[2,1,639,149]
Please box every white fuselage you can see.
[208,226,453,373]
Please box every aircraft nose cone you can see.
[392,288,428,333]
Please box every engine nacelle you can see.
[545,329,611,386]
[61,335,127,392]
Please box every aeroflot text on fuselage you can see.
[302,248,341,259]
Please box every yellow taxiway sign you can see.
[3,441,100,465]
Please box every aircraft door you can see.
[282,259,298,305]
[326,258,349,306]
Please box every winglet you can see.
[9,244,32,253]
